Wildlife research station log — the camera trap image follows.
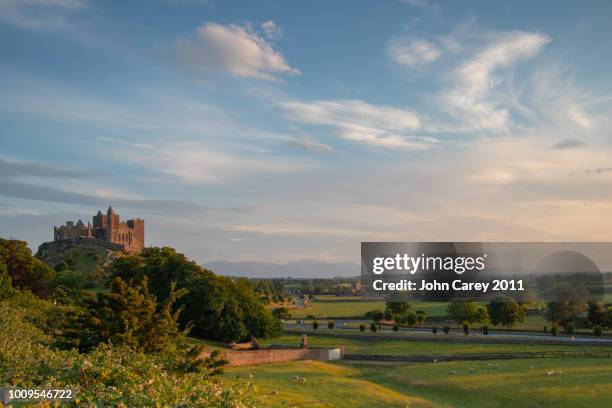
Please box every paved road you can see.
[285,321,612,344]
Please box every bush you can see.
[462,321,470,335]
[443,325,451,334]
[327,321,335,330]
[550,325,559,336]
[272,307,291,320]
[392,323,399,332]
[312,320,319,330]
[543,325,548,333]
[432,326,438,334]
[565,323,575,335]
[370,323,378,333]
[359,324,366,332]
[594,325,603,337]
[482,325,489,335]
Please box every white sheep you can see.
[449,369,456,375]
[248,372,254,379]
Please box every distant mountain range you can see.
[203,259,360,279]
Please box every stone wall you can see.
[200,347,344,367]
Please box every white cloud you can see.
[124,143,308,184]
[387,38,441,67]
[279,99,436,150]
[442,31,550,132]
[176,22,300,82]
[0,0,86,30]
[261,20,283,40]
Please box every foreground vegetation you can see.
[225,358,612,408]
[1,238,275,406]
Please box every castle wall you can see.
[54,208,144,253]
[198,347,344,367]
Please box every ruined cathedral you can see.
[53,206,144,253]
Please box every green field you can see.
[225,358,612,407]
[259,334,612,355]
[291,301,449,319]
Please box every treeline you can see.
[252,276,360,296]
[1,238,267,406]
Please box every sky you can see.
[1,0,612,265]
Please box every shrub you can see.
[370,323,378,333]
[392,323,399,332]
[327,321,335,330]
[550,325,559,336]
[443,325,451,334]
[482,325,489,335]
[306,314,315,319]
[462,321,470,335]
[359,324,366,332]
[312,320,319,330]
[432,326,438,334]
[543,325,548,333]
[565,323,575,335]
[594,325,603,337]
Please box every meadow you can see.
[224,358,612,407]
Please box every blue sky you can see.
[1,0,612,264]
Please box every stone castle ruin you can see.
[53,206,144,253]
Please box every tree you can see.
[550,325,559,336]
[0,239,54,297]
[446,301,479,324]
[78,277,187,352]
[443,325,450,334]
[488,297,525,328]
[404,312,417,327]
[327,321,335,330]
[593,325,603,337]
[359,324,366,332]
[368,309,385,323]
[392,323,399,332]
[432,326,438,334]
[109,247,283,341]
[462,321,470,335]
[416,310,427,327]
[312,320,319,330]
[482,325,489,335]
[272,307,291,320]
[587,300,605,326]
[370,322,378,333]
[545,282,588,330]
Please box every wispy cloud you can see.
[552,139,586,150]
[441,31,550,132]
[279,99,436,149]
[387,38,441,67]
[0,0,87,30]
[176,21,300,83]
[261,20,283,40]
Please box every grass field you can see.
[258,334,612,355]
[224,358,612,407]
[291,301,449,318]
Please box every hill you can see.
[203,259,360,278]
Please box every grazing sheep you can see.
[300,377,307,383]
[248,372,254,379]
[487,363,493,369]
[449,369,456,375]
[528,366,534,370]
[469,368,475,374]
[271,389,279,396]
[433,359,438,363]
[292,375,299,381]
